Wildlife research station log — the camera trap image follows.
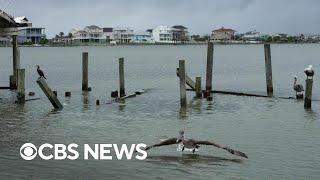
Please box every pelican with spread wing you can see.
[145,131,248,159]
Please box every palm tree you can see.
[59,32,64,38]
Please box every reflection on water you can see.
[147,154,243,167]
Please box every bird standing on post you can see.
[304,65,314,79]
[293,76,304,99]
[36,65,46,79]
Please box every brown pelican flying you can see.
[36,65,46,79]
[144,131,248,158]
[293,76,304,98]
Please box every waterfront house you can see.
[171,25,189,43]
[103,27,113,43]
[71,25,106,44]
[17,27,46,44]
[211,27,235,42]
[133,30,153,43]
[152,25,173,43]
[242,30,261,40]
[113,27,134,43]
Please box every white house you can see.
[113,27,134,43]
[71,25,106,44]
[242,30,261,40]
[152,25,174,43]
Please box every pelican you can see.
[36,65,46,79]
[304,65,314,79]
[293,76,304,98]
[144,131,248,158]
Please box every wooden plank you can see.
[36,77,63,109]
[176,68,196,90]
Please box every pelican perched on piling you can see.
[36,65,46,79]
[144,131,248,158]
[304,65,314,79]
[293,76,304,98]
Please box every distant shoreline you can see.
[0,42,319,48]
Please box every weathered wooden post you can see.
[264,44,273,96]
[205,42,214,97]
[304,79,313,108]
[119,57,125,97]
[195,76,202,98]
[11,35,20,89]
[17,69,25,103]
[179,60,187,108]
[37,77,63,109]
[82,52,89,91]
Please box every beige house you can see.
[211,27,235,42]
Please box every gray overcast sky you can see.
[1,0,320,38]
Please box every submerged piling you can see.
[119,57,125,97]
[37,77,63,109]
[264,44,273,96]
[195,76,202,98]
[17,69,25,103]
[82,52,89,91]
[304,79,313,108]
[179,60,187,108]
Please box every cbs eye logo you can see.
[20,143,37,160]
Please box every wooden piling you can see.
[206,42,214,92]
[12,35,20,89]
[304,79,313,108]
[65,91,71,97]
[195,76,202,98]
[264,44,273,96]
[17,69,25,103]
[176,68,196,90]
[179,60,187,108]
[119,57,125,97]
[82,52,89,91]
[36,77,63,109]
[96,100,100,105]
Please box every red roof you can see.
[213,27,235,32]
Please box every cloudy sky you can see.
[1,0,320,37]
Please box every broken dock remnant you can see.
[264,44,273,96]
[36,77,63,110]
[119,57,125,97]
[176,68,196,90]
[205,41,214,97]
[179,60,187,108]
[82,52,89,91]
[195,76,202,98]
[304,78,313,108]
[16,69,25,103]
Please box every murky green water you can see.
[1,44,320,179]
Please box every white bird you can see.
[143,131,248,158]
[304,65,314,78]
[293,76,304,98]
